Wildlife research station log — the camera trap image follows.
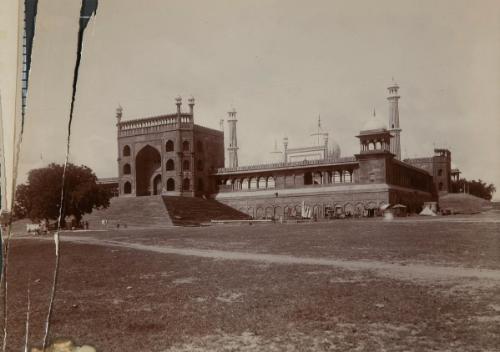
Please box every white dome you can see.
[362,113,387,132]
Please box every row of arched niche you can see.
[237,201,386,219]
[220,170,354,191]
[122,177,205,195]
[122,159,204,175]
[360,138,390,152]
[122,139,204,158]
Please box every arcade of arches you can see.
[234,200,388,220]
[219,169,354,191]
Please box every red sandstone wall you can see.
[193,125,224,195]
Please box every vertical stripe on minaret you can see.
[387,80,402,160]
[227,108,239,168]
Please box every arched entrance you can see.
[135,145,161,196]
[123,181,131,194]
[166,178,175,191]
[152,174,162,195]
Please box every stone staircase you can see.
[84,196,173,229]
[162,196,250,226]
[83,195,250,229]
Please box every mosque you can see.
[107,81,456,220]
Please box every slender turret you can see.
[283,137,289,163]
[116,105,123,123]
[188,96,195,116]
[387,80,402,159]
[227,108,239,168]
[175,96,183,192]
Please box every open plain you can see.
[5,212,500,351]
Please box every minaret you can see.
[387,79,402,159]
[188,96,195,116]
[283,137,289,163]
[175,96,183,193]
[116,105,123,123]
[227,108,239,168]
[116,105,123,195]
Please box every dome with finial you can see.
[361,109,387,132]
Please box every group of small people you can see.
[100,219,127,229]
[70,220,89,230]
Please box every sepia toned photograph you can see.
[0,0,499,351]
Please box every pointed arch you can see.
[123,163,131,175]
[123,181,132,194]
[183,178,190,191]
[135,145,161,196]
[166,178,175,191]
[165,140,174,152]
[122,145,131,157]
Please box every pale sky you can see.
[1,0,499,205]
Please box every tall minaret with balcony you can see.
[227,108,239,168]
[387,80,402,160]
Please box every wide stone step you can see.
[84,196,173,229]
[84,195,250,228]
[162,196,250,225]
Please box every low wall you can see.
[214,183,433,219]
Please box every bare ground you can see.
[4,215,500,351]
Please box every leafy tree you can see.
[14,163,111,225]
[451,178,496,200]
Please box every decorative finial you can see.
[175,96,182,113]
[188,96,195,115]
[116,105,123,121]
[388,78,399,91]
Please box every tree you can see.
[451,178,496,201]
[14,163,112,225]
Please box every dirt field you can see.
[4,214,500,351]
